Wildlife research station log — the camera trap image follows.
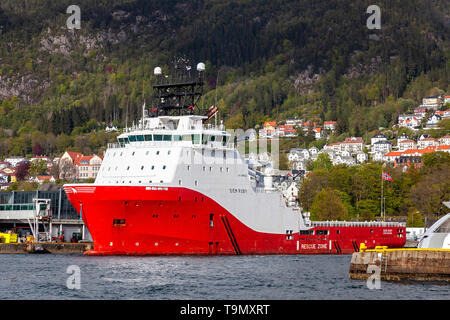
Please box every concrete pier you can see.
[0,242,93,254]
[349,249,450,282]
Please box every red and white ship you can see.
[64,64,406,255]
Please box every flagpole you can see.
[381,170,383,221]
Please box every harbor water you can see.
[0,254,448,300]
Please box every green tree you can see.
[310,188,348,221]
[312,153,333,171]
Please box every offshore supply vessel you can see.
[64,63,406,255]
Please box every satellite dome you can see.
[197,62,205,72]
[154,67,162,75]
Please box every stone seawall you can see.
[0,243,93,254]
[349,250,450,282]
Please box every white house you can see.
[372,140,392,154]
[373,152,384,162]
[398,117,420,130]
[356,152,368,163]
[417,137,438,149]
[426,114,442,126]
[4,157,27,167]
[438,136,450,146]
[324,121,337,131]
[371,133,387,146]
[398,139,417,152]
[308,147,319,155]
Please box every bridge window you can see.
[316,230,329,236]
[136,135,144,142]
[144,135,152,141]
[191,134,200,144]
[174,135,182,141]
[154,135,163,141]
[299,230,314,235]
[129,135,137,142]
[163,135,172,141]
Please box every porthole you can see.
[156,151,160,155]
[132,152,135,156]
[162,165,166,170]
[151,166,155,170]
[141,166,144,170]
[127,166,130,170]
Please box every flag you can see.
[188,105,195,111]
[382,171,392,181]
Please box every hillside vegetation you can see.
[0,0,449,156]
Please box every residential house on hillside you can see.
[356,152,368,163]
[398,116,420,130]
[384,151,402,163]
[0,161,11,170]
[438,136,450,146]
[33,175,56,184]
[371,133,387,146]
[340,137,364,154]
[0,167,16,183]
[59,151,83,180]
[277,124,297,137]
[313,127,322,140]
[323,121,337,131]
[417,137,438,149]
[4,157,27,167]
[426,114,442,127]
[259,121,277,138]
[372,140,392,154]
[420,95,442,110]
[398,139,417,152]
[77,155,103,180]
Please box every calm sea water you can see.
[0,254,448,300]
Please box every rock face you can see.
[293,65,325,95]
[0,74,49,103]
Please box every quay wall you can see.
[0,242,93,254]
[349,250,450,282]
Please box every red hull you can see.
[63,185,406,255]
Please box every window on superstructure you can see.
[137,135,144,142]
[156,151,160,155]
[144,135,152,141]
[202,135,209,145]
[174,135,182,141]
[129,135,137,142]
[163,135,172,141]
[127,166,130,170]
[163,165,166,170]
[191,134,200,144]
[141,166,144,170]
[182,135,191,142]
[210,135,215,142]
[154,135,163,141]
[223,135,229,146]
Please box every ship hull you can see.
[63,185,406,255]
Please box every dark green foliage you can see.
[0,0,448,155]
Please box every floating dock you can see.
[0,242,93,254]
[349,245,450,282]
